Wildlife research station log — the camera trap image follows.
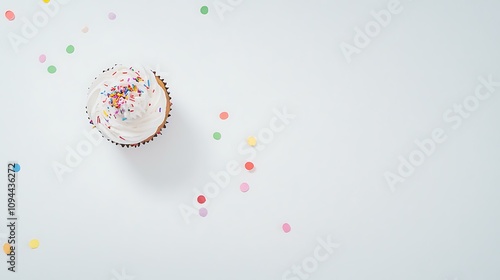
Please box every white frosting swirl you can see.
[87,65,167,144]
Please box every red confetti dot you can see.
[197,195,206,204]
[245,161,254,171]
[5,10,15,21]
[219,111,229,120]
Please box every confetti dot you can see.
[43,0,50,3]
[200,6,209,15]
[240,182,250,193]
[108,12,116,20]
[199,207,208,217]
[197,195,206,204]
[244,161,254,171]
[282,223,291,233]
[5,10,15,21]
[219,111,229,120]
[47,65,57,74]
[82,26,89,33]
[3,243,10,254]
[213,132,221,140]
[39,54,46,63]
[29,239,40,249]
[247,136,257,147]
[12,164,20,172]
[66,44,75,54]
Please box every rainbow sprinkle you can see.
[96,67,158,133]
[99,68,146,120]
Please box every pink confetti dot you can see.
[199,207,208,217]
[5,10,15,21]
[282,223,291,233]
[108,12,116,20]
[39,54,46,63]
[240,182,250,193]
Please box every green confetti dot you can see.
[66,44,75,54]
[213,132,221,140]
[47,65,57,74]
[200,6,209,15]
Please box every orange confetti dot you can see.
[245,161,254,171]
[3,243,11,254]
[219,111,229,120]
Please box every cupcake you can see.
[86,64,172,147]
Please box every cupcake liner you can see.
[125,71,172,148]
[85,65,172,148]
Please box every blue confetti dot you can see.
[13,164,20,172]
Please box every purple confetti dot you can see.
[108,12,116,20]
[199,207,208,217]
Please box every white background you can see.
[1,0,500,279]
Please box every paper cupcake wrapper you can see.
[85,65,172,148]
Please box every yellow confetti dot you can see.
[3,243,11,254]
[247,136,257,147]
[29,239,40,249]
[103,110,108,117]
[43,0,50,3]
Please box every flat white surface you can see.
[1,0,500,279]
